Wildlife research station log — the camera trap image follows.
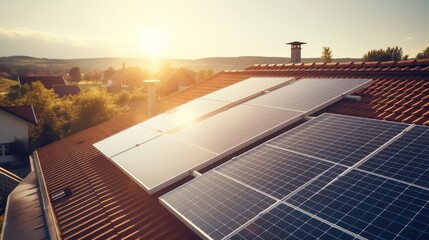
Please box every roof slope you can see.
[0,105,37,124]
[36,59,429,239]
[52,85,81,98]
[1,172,49,240]
[18,76,66,89]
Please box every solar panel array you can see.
[161,113,429,240]
[94,77,372,194]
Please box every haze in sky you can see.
[0,0,428,59]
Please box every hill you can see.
[0,56,361,73]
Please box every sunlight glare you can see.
[138,28,168,58]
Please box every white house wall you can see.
[0,111,30,144]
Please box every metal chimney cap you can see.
[143,79,160,84]
[286,41,307,45]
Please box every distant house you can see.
[156,67,196,97]
[18,76,66,89]
[52,85,81,98]
[0,106,37,163]
[18,75,81,97]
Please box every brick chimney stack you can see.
[287,41,306,63]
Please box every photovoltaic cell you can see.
[171,105,302,154]
[268,113,408,166]
[358,126,429,188]
[287,170,429,240]
[201,77,293,103]
[245,78,371,112]
[216,144,338,199]
[160,171,276,240]
[231,204,357,240]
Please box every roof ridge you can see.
[245,58,429,71]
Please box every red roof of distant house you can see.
[52,85,81,98]
[18,76,66,89]
[0,105,37,124]
[34,59,429,239]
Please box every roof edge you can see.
[31,151,62,240]
[244,58,429,70]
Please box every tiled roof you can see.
[0,105,37,124]
[35,59,429,239]
[18,76,66,89]
[52,85,81,98]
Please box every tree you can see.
[69,66,82,82]
[363,46,408,61]
[416,46,429,60]
[321,46,333,63]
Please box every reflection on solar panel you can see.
[246,78,371,113]
[95,78,372,195]
[358,126,429,188]
[93,125,161,157]
[171,105,302,154]
[287,170,429,240]
[268,113,407,166]
[140,98,229,133]
[111,135,215,192]
[161,171,276,240]
[161,113,429,240]
[231,204,357,240]
[201,77,293,103]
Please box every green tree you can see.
[363,46,408,61]
[69,66,82,82]
[321,46,333,63]
[70,89,123,133]
[416,46,429,60]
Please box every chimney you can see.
[143,80,160,117]
[286,41,306,63]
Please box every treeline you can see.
[0,82,145,149]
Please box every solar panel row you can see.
[161,113,429,240]
[94,78,371,194]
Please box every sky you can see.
[0,0,428,59]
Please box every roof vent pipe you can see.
[286,41,306,63]
[143,80,160,117]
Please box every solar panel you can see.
[171,105,302,154]
[216,144,345,199]
[201,77,293,103]
[92,125,162,157]
[246,78,371,113]
[230,203,358,240]
[286,170,429,240]
[358,126,429,188]
[111,135,215,193]
[268,113,408,166]
[140,98,229,133]
[160,171,276,240]
[161,113,429,239]
[95,77,372,195]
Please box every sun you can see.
[138,28,168,58]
